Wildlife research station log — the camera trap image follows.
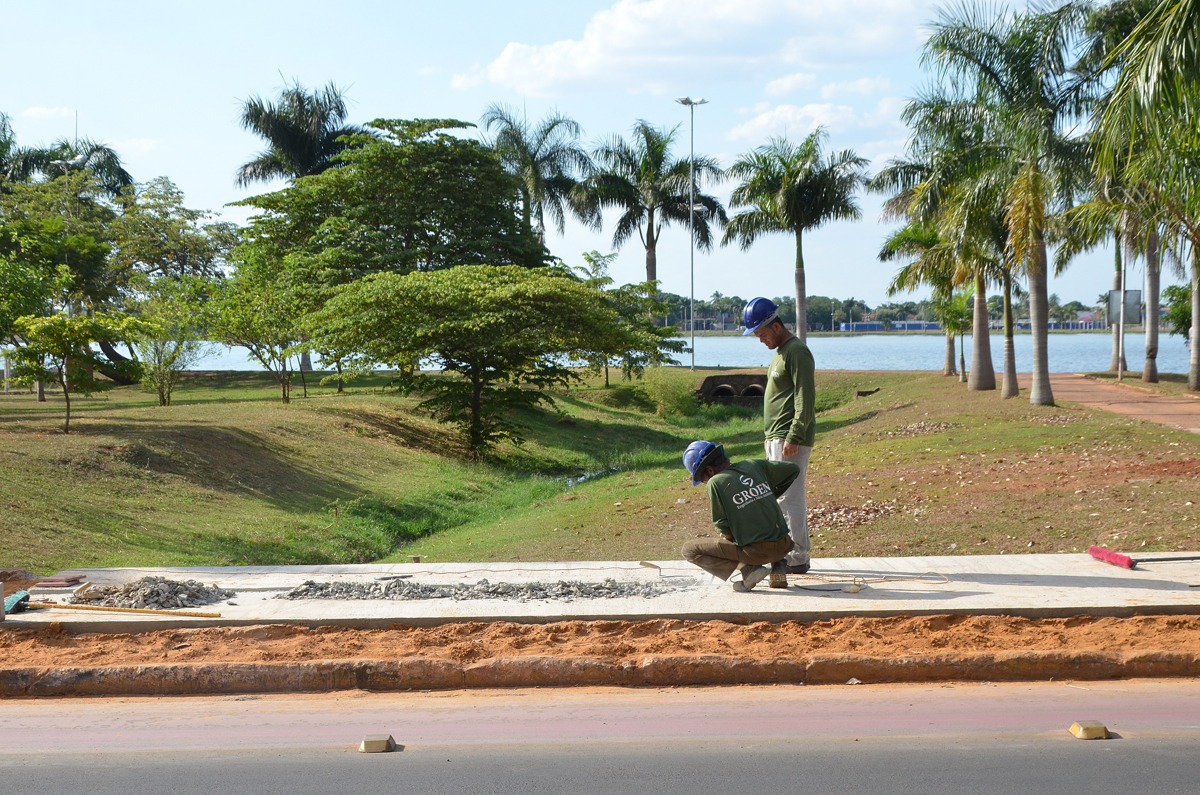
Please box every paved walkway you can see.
[1025,372,1200,434]
[6,553,1200,633]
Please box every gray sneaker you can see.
[731,564,768,592]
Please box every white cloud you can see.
[820,77,892,100]
[21,106,74,120]
[727,102,861,141]
[453,0,939,97]
[765,72,817,97]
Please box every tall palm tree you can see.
[236,80,366,187]
[722,129,868,342]
[872,92,1006,393]
[1097,0,1200,390]
[925,2,1094,406]
[480,104,593,245]
[580,120,725,286]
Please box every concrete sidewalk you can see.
[7,552,1200,633]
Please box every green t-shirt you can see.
[764,335,816,447]
[706,459,800,546]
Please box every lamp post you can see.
[676,96,707,370]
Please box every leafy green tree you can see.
[581,120,725,285]
[723,129,868,342]
[1163,283,1192,344]
[481,104,594,244]
[239,118,546,295]
[236,80,368,187]
[208,254,300,403]
[309,264,647,458]
[132,276,215,406]
[10,311,147,432]
[112,177,237,282]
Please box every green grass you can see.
[2,368,1198,574]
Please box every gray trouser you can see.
[682,535,794,581]
[765,439,811,565]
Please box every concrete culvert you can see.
[741,384,765,397]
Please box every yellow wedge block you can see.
[1069,720,1109,740]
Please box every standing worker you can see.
[743,297,815,574]
[681,440,796,591]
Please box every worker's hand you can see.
[782,441,800,458]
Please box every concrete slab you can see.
[6,553,1200,633]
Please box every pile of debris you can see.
[276,576,694,604]
[70,576,236,610]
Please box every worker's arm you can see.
[708,480,732,536]
[785,344,816,451]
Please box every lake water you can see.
[194,331,1193,374]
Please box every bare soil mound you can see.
[4,614,1200,696]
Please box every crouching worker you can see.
[682,440,798,592]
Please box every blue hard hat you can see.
[683,440,722,485]
[742,297,778,335]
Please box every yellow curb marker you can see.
[1069,720,1110,740]
[359,734,397,753]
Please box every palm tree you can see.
[878,220,959,376]
[0,117,132,195]
[480,104,593,245]
[580,120,725,286]
[1096,0,1200,390]
[236,80,366,187]
[37,138,134,195]
[870,92,1005,393]
[925,2,1094,406]
[722,129,868,343]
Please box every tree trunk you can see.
[1028,238,1054,406]
[943,332,956,376]
[1190,250,1200,392]
[644,211,657,285]
[968,273,996,391]
[793,231,807,344]
[958,334,967,383]
[1109,237,1125,372]
[1001,276,1018,398]
[1142,227,1160,383]
[59,370,71,434]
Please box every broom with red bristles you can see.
[1088,545,1200,570]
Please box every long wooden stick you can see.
[26,602,221,618]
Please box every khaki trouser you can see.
[765,439,811,566]
[682,535,794,581]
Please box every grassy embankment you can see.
[1,367,1197,575]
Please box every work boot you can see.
[786,562,810,575]
[769,560,789,588]
[731,564,768,592]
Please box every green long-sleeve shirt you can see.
[707,459,799,546]
[764,335,816,446]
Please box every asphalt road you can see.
[4,680,1199,794]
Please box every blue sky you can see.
[2,0,1180,308]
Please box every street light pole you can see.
[676,96,707,371]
